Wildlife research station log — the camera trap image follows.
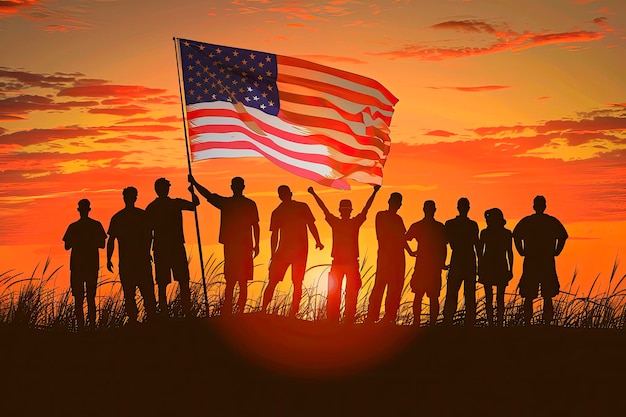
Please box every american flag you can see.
[177,38,398,190]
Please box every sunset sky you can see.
[1,0,625,305]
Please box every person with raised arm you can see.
[189,175,260,316]
[308,185,380,324]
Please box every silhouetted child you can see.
[308,185,380,324]
[478,208,513,326]
[63,199,107,330]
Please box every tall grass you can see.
[2,255,626,331]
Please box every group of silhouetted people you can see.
[64,175,567,329]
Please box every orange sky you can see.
[1,0,626,302]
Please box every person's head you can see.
[77,199,91,217]
[339,199,352,218]
[423,200,436,218]
[457,197,470,216]
[277,185,292,202]
[122,186,138,206]
[485,208,506,228]
[533,195,546,214]
[388,192,402,212]
[231,177,245,195]
[154,178,170,198]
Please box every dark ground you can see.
[2,316,625,417]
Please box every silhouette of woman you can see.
[478,208,513,326]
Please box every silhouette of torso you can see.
[326,213,366,265]
[376,210,406,260]
[270,200,314,256]
[513,214,568,261]
[406,218,447,273]
[205,194,259,248]
[445,216,479,270]
[108,207,152,265]
[63,218,107,272]
[146,197,192,252]
[479,227,512,285]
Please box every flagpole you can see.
[173,37,210,316]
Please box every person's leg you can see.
[427,288,440,326]
[326,265,342,322]
[383,275,403,324]
[523,297,534,325]
[366,276,386,323]
[73,282,85,330]
[484,285,494,326]
[463,275,477,326]
[344,266,361,324]
[222,280,235,316]
[262,280,279,313]
[157,284,169,317]
[138,279,157,322]
[412,289,424,326]
[86,280,97,329]
[178,279,192,318]
[443,274,462,325]
[543,296,554,325]
[120,278,138,323]
[496,285,506,326]
[263,256,289,313]
[236,280,248,313]
[290,262,306,318]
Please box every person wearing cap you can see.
[478,208,513,326]
[261,185,324,318]
[189,175,260,316]
[513,196,568,325]
[443,197,480,326]
[366,192,415,325]
[106,186,157,324]
[145,177,199,318]
[63,199,107,330]
[308,184,380,323]
[405,200,447,326]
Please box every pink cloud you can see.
[425,130,457,137]
[88,105,150,116]
[428,85,511,92]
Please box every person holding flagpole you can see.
[189,175,260,316]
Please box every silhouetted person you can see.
[405,200,447,326]
[308,185,380,323]
[443,197,479,326]
[106,187,157,324]
[145,178,199,318]
[513,196,568,325]
[189,175,259,315]
[478,208,513,326]
[261,185,324,317]
[63,199,106,330]
[366,192,413,324]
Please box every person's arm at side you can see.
[404,225,417,257]
[98,223,107,249]
[308,222,324,250]
[358,185,381,217]
[253,221,260,258]
[555,220,568,256]
[106,235,115,272]
[307,187,331,217]
[63,226,72,250]
[506,231,514,278]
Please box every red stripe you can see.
[189,123,384,177]
[187,107,389,158]
[277,55,398,105]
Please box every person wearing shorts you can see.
[261,185,323,317]
[406,200,447,326]
[63,199,107,330]
[189,175,260,315]
[513,195,568,325]
[146,178,199,317]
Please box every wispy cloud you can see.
[428,85,511,92]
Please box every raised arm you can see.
[358,185,381,216]
[307,187,331,217]
[188,174,210,200]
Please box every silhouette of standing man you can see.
[107,187,157,324]
[406,200,447,326]
[145,178,199,318]
[261,185,324,317]
[443,197,479,326]
[63,199,107,330]
[308,185,380,323]
[366,192,413,324]
[513,195,568,325]
[189,175,260,315]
